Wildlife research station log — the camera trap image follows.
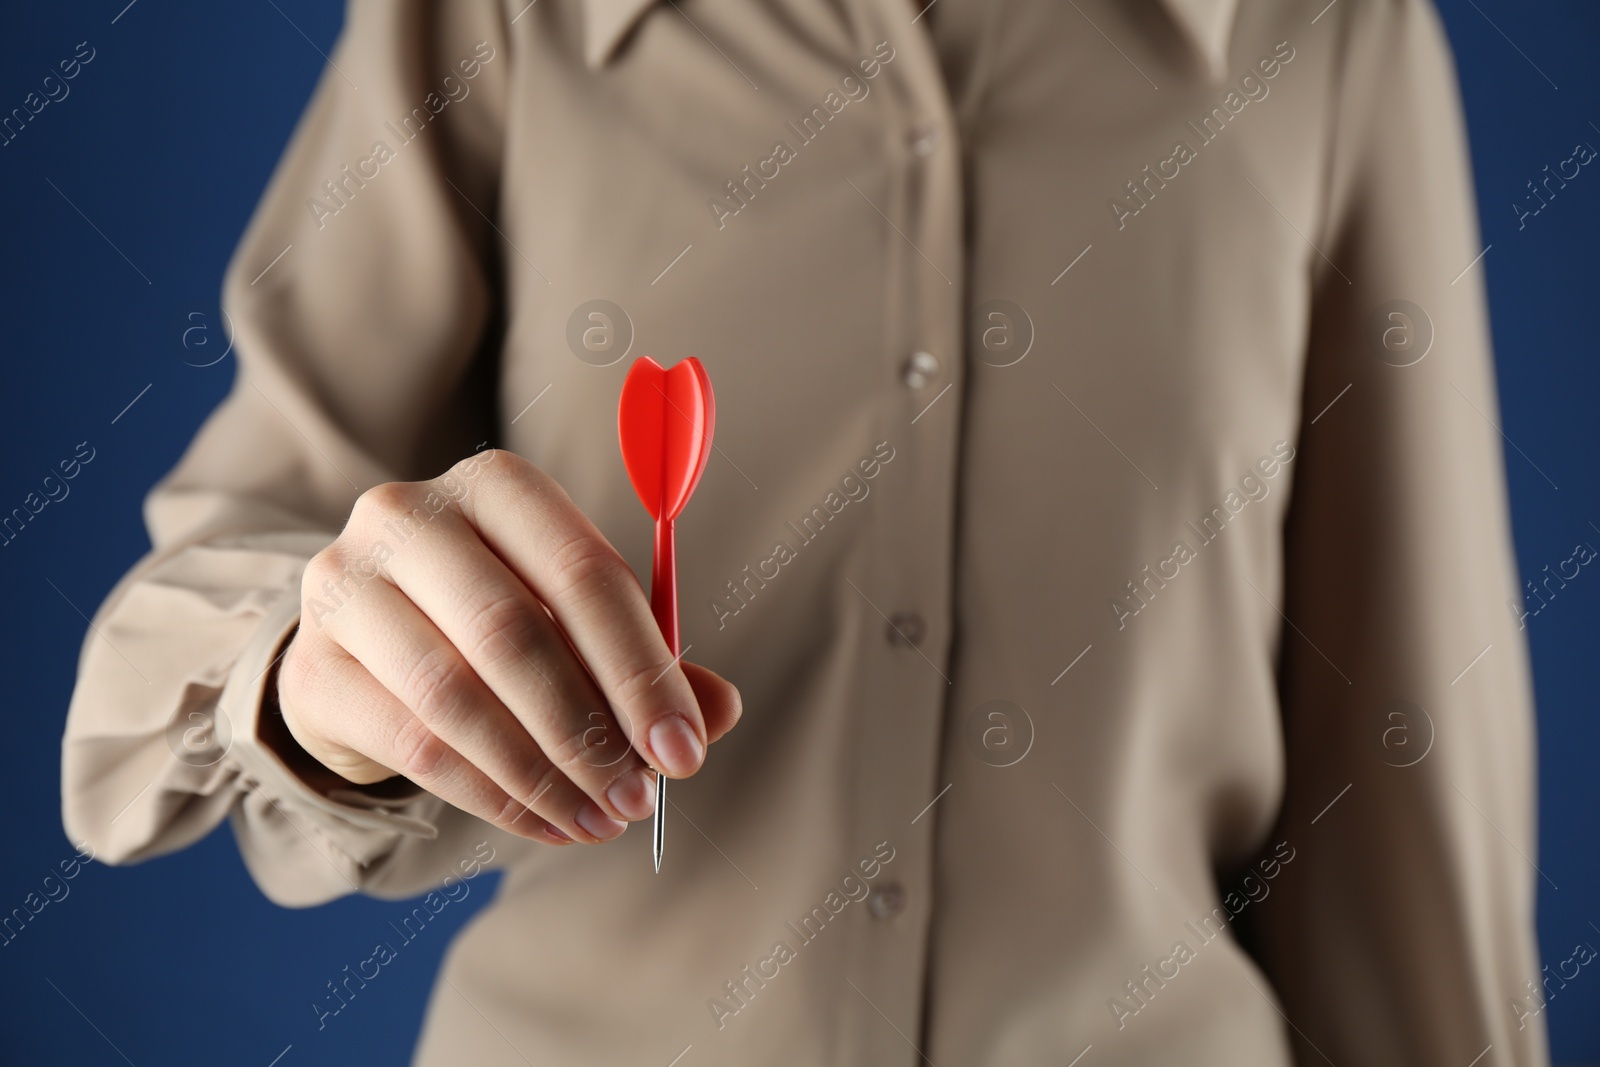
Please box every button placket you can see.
[831,3,968,1065]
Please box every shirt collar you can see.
[582,0,1240,82]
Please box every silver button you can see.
[908,123,941,157]
[867,883,906,920]
[886,611,925,648]
[902,351,939,388]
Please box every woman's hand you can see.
[274,449,741,846]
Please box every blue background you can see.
[0,1,1595,1064]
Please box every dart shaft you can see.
[650,517,679,651]
[649,517,677,873]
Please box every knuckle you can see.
[464,591,553,669]
[487,791,530,830]
[545,533,630,605]
[401,646,477,730]
[278,632,315,692]
[466,447,508,469]
[300,548,341,597]
[351,481,419,526]
[482,447,532,478]
[390,716,450,781]
[544,716,607,772]
[452,448,505,479]
[464,448,532,499]
[609,654,677,711]
[276,637,324,725]
[450,451,486,477]
[512,757,568,814]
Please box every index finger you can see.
[448,451,707,780]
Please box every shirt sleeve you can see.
[60,0,518,908]
[1248,0,1548,1061]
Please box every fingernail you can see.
[649,714,704,777]
[542,821,573,844]
[576,800,627,842]
[606,767,657,821]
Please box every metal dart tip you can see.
[652,774,666,873]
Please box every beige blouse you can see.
[61,0,1548,1063]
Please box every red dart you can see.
[618,355,715,872]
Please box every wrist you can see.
[258,628,416,802]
